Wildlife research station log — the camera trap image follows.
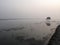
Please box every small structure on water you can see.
[46,17,51,26]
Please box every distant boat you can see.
[46,17,51,26]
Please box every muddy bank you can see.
[48,25,60,45]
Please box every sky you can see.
[0,0,60,20]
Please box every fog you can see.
[0,0,60,20]
[0,0,60,45]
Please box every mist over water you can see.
[0,18,59,45]
[0,0,60,45]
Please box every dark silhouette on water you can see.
[48,25,60,45]
[46,17,51,26]
[46,17,51,20]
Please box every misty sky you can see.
[0,0,60,20]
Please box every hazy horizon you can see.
[0,0,60,20]
[0,0,60,45]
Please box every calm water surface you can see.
[0,19,59,45]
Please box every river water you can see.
[0,19,59,45]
